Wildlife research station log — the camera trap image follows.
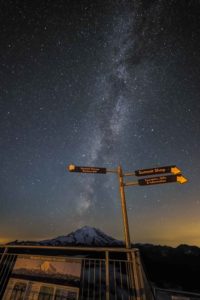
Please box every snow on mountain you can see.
[40,261,57,273]
[39,226,123,247]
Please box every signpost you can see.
[67,163,187,300]
[67,163,188,250]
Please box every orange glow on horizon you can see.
[0,238,10,244]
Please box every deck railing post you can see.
[0,247,8,267]
[105,250,110,300]
[131,249,142,300]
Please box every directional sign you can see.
[138,174,187,186]
[176,175,188,184]
[135,165,181,177]
[68,164,107,174]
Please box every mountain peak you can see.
[39,226,123,247]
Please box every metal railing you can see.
[79,258,136,299]
[0,245,155,300]
[0,250,16,298]
[80,258,106,299]
[154,288,200,300]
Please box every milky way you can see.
[1,0,200,246]
[75,5,135,215]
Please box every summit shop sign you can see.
[135,166,181,177]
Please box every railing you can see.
[80,258,106,299]
[80,258,135,299]
[154,288,200,300]
[0,245,155,300]
[0,250,16,298]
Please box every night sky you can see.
[1,0,200,246]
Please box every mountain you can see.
[40,226,123,247]
[8,226,124,247]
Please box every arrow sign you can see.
[135,165,181,176]
[176,175,188,184]
[68,164,107,174]
[138,174,187,186]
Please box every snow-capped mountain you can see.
[40,261,57,273]
[8,226,123,247]
[39,226,123,247]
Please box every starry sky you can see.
[1,0,200,246]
